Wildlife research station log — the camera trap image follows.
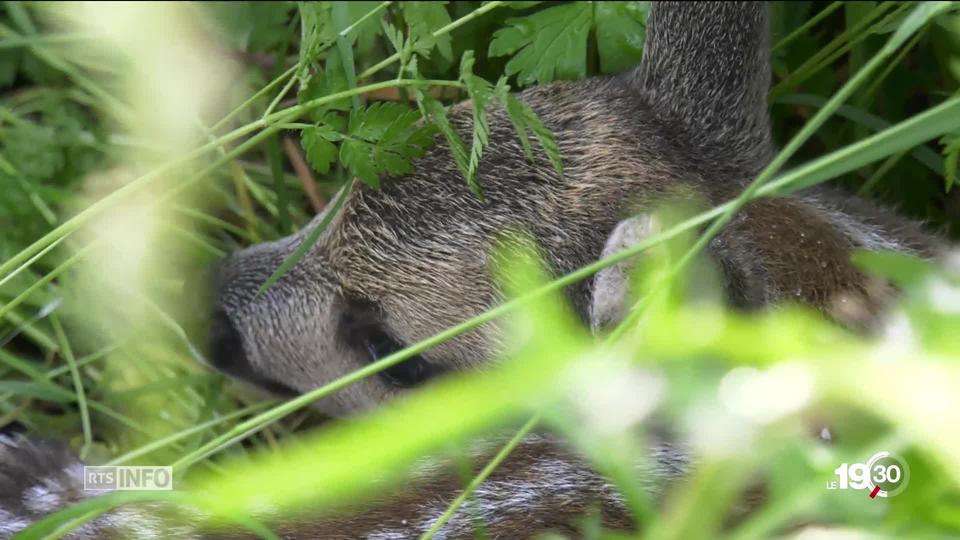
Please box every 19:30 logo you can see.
[828,451,910,498]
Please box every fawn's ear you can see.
[591,211,745,334]
[589,214,661,333]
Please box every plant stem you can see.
[358,1,506,80]
[771,1,843,52]
[108,402,272,466]
[51,314,92,460]
[420,415,541,540]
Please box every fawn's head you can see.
[201,2,773,416]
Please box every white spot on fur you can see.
[23,484,60,513]
[804,196,908,254]
[120,508,161,532]
[368,531,411,540]
[0,509,29,535]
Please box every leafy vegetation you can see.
[1,1,959,539]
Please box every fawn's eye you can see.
[340,300,440,388]
[359,326,439,388]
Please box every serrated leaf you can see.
[297,2,336,80]
[381,19,406,54]
[350,102,415,140]
[341,103,436,189]
[403,2,454,61]
[297,1,384,112]
[301,126,339,175]
[374,146,415,177]
[298,1,384,69]
[505,95,563,177]
[488,2,593,85]
[419,93,471,186]
[489,1,650,84]
[340,139,380,188]
[504,93,535,162]
[593,1,649,73]
[461,51,495,197]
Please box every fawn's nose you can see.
[186,259,251,377]
[181,260,246,373]
[183,257,300,397]
[207,305,250,379]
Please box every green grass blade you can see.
[255,179,353,296]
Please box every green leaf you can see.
[851,249,937,288]
[341,102,436,189]
[0,380,74,402]
[593,2,649,74]
[770,96,960,196]
[506,1,543,9]
[460,51,494,197]
[301,125,339,175]
[297,1,383,73]
[266,135,292,234]
[381,19,405,55]
[340,139,381,188]
[332,2,361,111]
[343,1,387,53]
[419,92,471,188]
[945,146,958,192]
[0,49,22,89]
[402,1,454,61]
[488,2,593,85]
[504,94,563,177]
[503,93,534,162]
[0,123,64,180]
[942,132,959,192]
[779,93,946,176]
[882,1,955,54]
[297,2,336,79]
[297,53,352,114]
